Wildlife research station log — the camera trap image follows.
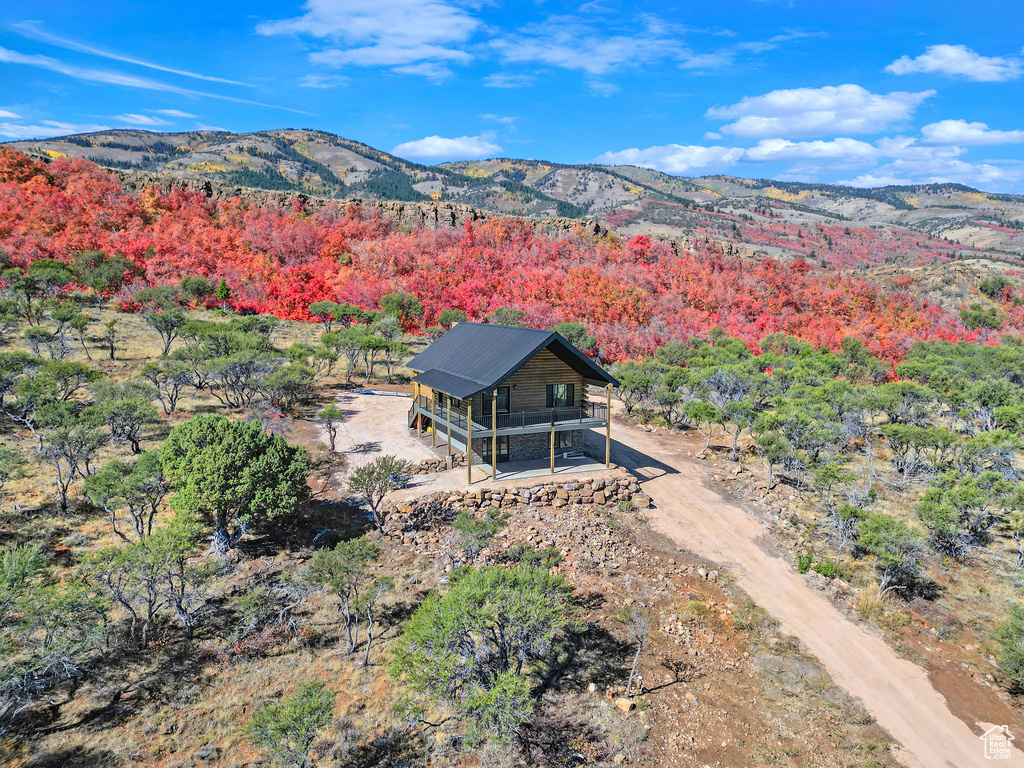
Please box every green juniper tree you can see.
[391,566,578,745]
[161,415,310,551]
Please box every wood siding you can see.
[416,349,585,415]
[466,349,583,414]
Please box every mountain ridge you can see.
[7,127,1024,257]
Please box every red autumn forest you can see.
[0,147,1001,362]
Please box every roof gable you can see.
[406,323,617,399]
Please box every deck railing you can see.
[416,397,607,432]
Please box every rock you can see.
[192,745,219,763]
[684,692,699,707]
[615,697,635,713]
[805,571,827,590]
[587,682,598,693]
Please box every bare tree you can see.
[615,604,650,697]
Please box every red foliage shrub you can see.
[0,148,995,362]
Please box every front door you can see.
[483,435,510,463]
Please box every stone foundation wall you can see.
[507,430,585,462]
[389,475,650,523]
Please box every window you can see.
[482,387,510,416]
[555,432,573,450]
[546,383,575,408]
[483,436,510,462]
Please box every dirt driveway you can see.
[329,392,435,471]
[326,392,470,496]
[596,423,1024,768]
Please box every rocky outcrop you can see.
[113,168,613,238]
[384,474,654,575]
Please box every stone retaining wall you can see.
[413,454,468,474]
[390,474,650,520]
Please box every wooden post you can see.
[550,423,556,474]
[491,390,498,480]
[414,383,422,434]
[467,399,473,484]
[447,418,452,456]
[606,384,612,468]
[412,382,419,431]
[431,394,436,447]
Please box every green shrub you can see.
[504,543,562,569]
[245,680,334,767]
[811,561,848,580]
[995,603,1024,692]
[391,566,577,744]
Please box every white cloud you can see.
[390,62,457,82]
[920,119,1024,146]
[492,18,821,78]
[594,144,745,174]
[587,81,619,96]
[258,0,479,78]
[480,114,517,125]
[0,120,109,140]
[808,136,1024,192]
[592,129,1024,192]
[483,72,536,88]
[743,137,877,164]
[113,113,171,126]
[151,109,198,118]
[885,44,1023,82]
[11,22,253,86]
[491,16,681,77]
[391,134,502,162]
[837,173,913,188]
[706,84,934,138]
[873,136,966,163]
[298,74,350,88]
[0,46,310,114]
[0,109,21,119]
[840,160,1024,192]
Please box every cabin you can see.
[406,323,619,481]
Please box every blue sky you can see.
[1,0,1023,191]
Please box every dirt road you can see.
[599,424,1024,768]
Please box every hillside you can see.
[9,128,1024,260]
[4,129,587,218]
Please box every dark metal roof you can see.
[407,323,618,399]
